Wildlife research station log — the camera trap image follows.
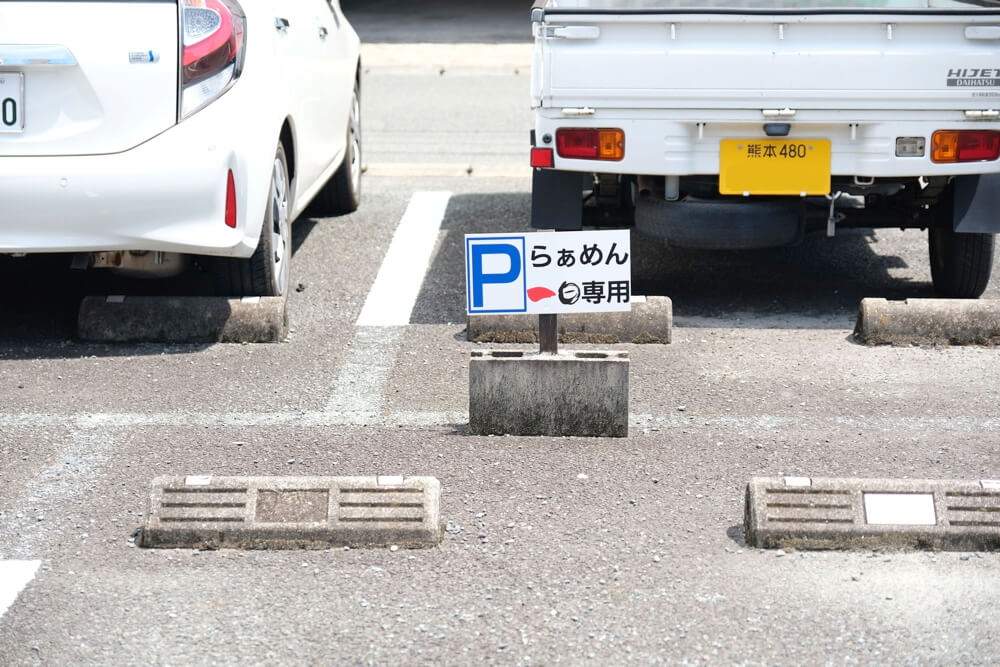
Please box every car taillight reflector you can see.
[556,128,625,161]
[931,130,1000,163]
[180,0,246,120]
[225,169,236,228]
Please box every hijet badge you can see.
[946,67,1000,87]
[465,229,632,315]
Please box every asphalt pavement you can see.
[341,0,529,43]
[2,4,1000,665]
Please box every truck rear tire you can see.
[928,226,994,298]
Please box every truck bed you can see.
[533,0,1000,113]
[534,0,1000,14]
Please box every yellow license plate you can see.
[719,138,831,196]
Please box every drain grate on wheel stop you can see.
[141,475,442,549]
[745,477,1000,551]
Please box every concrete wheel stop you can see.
[78,295,288,344]
[855,298,1000,346]
[467,296,671,344]
[745,476,1000,551]
[469,349,629,437]
[140,475,442,549]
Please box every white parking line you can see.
[332,191,452,418]
[356,191,451,327]
[2,411,1000,431]
[324,327,405,417]
[0,560,40,620]
[0,427,112,557]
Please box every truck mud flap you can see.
[531,169,584,231]
[954,174,1000,234]
[634,195,803,250]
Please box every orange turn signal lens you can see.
[931,130,1000,163]
[931,131,959,163]
[597,129,625,160]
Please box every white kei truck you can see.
[528,0,1000,297]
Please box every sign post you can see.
[539,313,558,354]
[465,229,632,437]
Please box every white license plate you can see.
[0,72,24,133]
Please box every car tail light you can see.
[556,128,625,161]
[225,169,237,228]
[931,130,1000,163]
[179,0,246,120]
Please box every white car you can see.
[0,0,362,297]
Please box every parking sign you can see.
[465,230,631,315]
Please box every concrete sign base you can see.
[745,476,1000,551]
[855,298,1000,346]
[141,476,442,549]
[78,295,288,344]
[467,296,671,344]
[469,350,629,437]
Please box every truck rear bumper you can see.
[535,116,1000,179]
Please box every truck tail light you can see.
[556,128,625,161]
[931,130,1000,163]
[180,0,246,120]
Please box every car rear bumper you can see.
[0,94,272,258]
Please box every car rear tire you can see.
[307,80,361,217]
[216,144,291,297]
[928,226,995,299]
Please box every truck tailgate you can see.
[536,11,1000,112]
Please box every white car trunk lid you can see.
[0,1,178,156]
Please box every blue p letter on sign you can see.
[466,236,527,313]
